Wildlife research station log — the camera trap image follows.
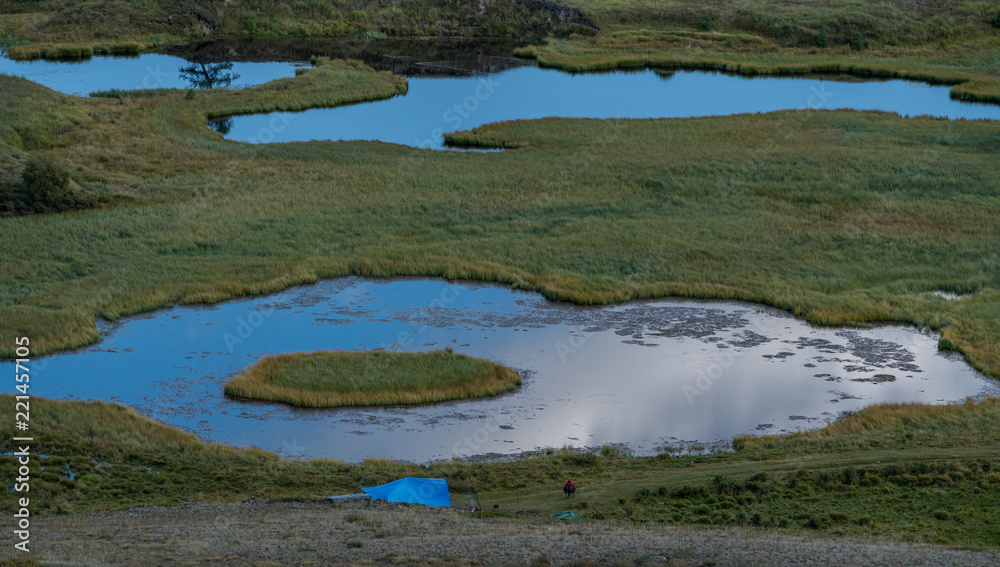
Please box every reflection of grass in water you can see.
[3,395,1000,548]
[224,349,521,407]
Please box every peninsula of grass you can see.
[224,349,521,407]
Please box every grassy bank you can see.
[518,35,1000,104]
[2,396,999,548]
[569,0,1000,44]
[224,349,521,407]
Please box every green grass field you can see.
[224,349,521,407]
[1,395,998,547]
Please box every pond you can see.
[0,52,304,96]
[0,38,524,97]
[5,39,998,148]
[8,278,995,463]
[216,66,1000,148]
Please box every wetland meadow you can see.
[3,1,1000,564]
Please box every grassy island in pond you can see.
[224,349,521,407]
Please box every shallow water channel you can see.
[4,41,999,149]
[12,278,996,463]
[217,66,1000,149]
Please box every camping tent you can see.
[361,477,451,507]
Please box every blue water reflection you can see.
[219,67,1000,149]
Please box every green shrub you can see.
[850,32,866,51]
[699,13,716,32]
[1,157,95,216]
[815,28,829,47]
[934,474,953,487]
[828,511,849,524]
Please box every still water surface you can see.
[0,52,303,96]
[10,278,995,462]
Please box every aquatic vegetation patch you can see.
[224,349,521,407]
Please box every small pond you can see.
[7,278,995,463]
[0,52,304,96]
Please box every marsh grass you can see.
[519,36,1000,104]
[2,57,1000,380]
[0,0,592,58]
[568,0,1000,45]
[2,395,1000,547]
[224,349,521,407]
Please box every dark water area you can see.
[162,37,531,76]
[5,278,994,463]
[0,38,526,98]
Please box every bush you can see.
[992,12,1000,29]
[850,32,865,51]
[699,13,716,32]
[815,28,828,48]
[1,157,94,215]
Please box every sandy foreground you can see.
[5,500,999,566]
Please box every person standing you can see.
[563,479,576,498]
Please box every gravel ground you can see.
[7,500,999,566]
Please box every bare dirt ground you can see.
[5,500,999,566]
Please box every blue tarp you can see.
[362,477,452,507]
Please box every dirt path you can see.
[6,500,998,566]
